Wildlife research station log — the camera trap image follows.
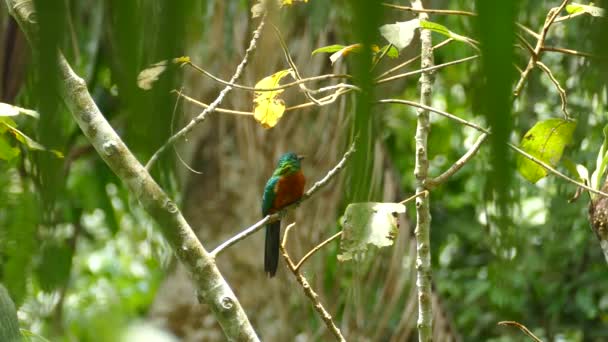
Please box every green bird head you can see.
[273,152,304,176]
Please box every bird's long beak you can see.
[297,154,305,161]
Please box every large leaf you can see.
[0,135,20,161]
[252,69,293,128]
[337,202,405,262]
[379,19,420,50]
[0,285,21,342]
[517,119,577,183]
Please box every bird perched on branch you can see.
[262,152,306,277]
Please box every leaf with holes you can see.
[337,202,405,262]
[380,19,420,50]
[253,69,293,128]
[517,119,577,183]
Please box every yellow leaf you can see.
[252,69,293,128]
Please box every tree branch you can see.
[280,223,346,342]
[146,16,266,170]
[426,133,488,189]
[497,321,542,342]
[412,0,434,340]
[210,141,356,257]
[293,231,342,271]
[513,0,570,96]
[6,1,260,340]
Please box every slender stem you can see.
[376,99,490,133]
[280,223,346,342]
[541,46,599,59]
[535,61,569,119]
[399,191,429,204]
[375,55,479,85]
[146,17,266,170]
[376,38,453,80]
[294,231,342,271]
[412,1,434,340]
[426,133,489,188]
[382,2,475,16]
[497,321,542,342]
[210,142,356,257]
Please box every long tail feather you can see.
[264,221,281,277]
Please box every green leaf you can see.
[379,19,420,50]
[0,285,21,342]
[566,3,605,17]
[0,102,39,119]
[0,119,63,158]
[516,119,577,183]
[420,20,479,50]
[380,44,399,58]
[21,330,52,342]
[311,44,346,55]
[0,135,20,161]
[337,202,405,262]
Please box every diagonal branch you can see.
[146,17,266,170]
[281,223,346,342]
[6,1,260,340]
[210,141,356,257]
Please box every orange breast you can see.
[271,171,306,211]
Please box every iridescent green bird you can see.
[262,152,306,277]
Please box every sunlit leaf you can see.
[253,69,293,128]
[312,44,346,55]
[337,202,405,262]
[0,103,39,119]
[0,285,21,342]
[379,19,420,50]
[0,118,63,158]
[566,2,605,17]
[420,20,479,50]
[516,119,577,183]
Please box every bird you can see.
[262,152,306,277]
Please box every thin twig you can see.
[376,38,453,80]
[426,133,488,188]
[535,60,570,119]
[186,61,351,92]
[210,142,356,257]
[376,99,490,133]
[541,46,599,59]
[294,231,342,271]
[375,55,479,85]
[381,2,476,16]
[513,0,570,96]
[498,321,542,342]
[399,191,429,204]
[146,17,266,170]
[553,10,587,22]
[281,223,346,342]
